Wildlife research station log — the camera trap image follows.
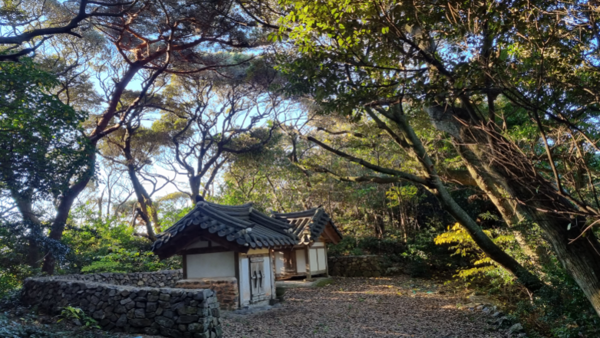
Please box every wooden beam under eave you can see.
[181,246,232,255]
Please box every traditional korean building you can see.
[151,201,298,310]
[271,207,343,280]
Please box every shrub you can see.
[80,248,179,274]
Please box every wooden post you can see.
[305,246,312,281]
[325,243,330,277]
[182,254,188,280]
[234,252,240,309]
[270,250,276,301]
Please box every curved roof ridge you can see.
[201,201,254,210]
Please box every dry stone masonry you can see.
[21,270,222,338]
[328,255,383,277]
[51,269,183,287]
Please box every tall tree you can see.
[277,0,600,315]
[154,71,280,203]
[0,0,136,61]
[39,0,269,274]
[0,58,89,267]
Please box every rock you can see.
[155,316,175,328]
[145,326,159,335]
[178,315,199,324]
[146,302,157,312]
[508,323,524,334]
[188,323,203,332]
[130,318,152,327]
[495,316,511,329]
[92,310,105,320]
[20,270,219,337]
[116,314,128,327]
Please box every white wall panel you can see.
[317,248,326,271]
[309,248,318,272]
[295,249,306,273]
[186,252,235,278]
[274,252,285,275]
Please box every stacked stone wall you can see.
[54,269,183,288]
[177,277,239,311]
[21,271,221,338]
[328,255,383,277]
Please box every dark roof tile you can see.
[152,201,299,258]
[272,207,343,244]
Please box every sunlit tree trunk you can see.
[427,104,600,316]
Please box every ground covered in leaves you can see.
[0,276,504,338]
[222,276,503,338]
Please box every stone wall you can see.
[328,255,383,277]
[53,269,183,288]
[21,271,222,338]
[177,277,239,311]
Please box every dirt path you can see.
[222,276,502,338]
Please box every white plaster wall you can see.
[239,257,250,307]
[274,252,285,275]
[186,252,235,278]
[309,248,318,272]
[312,241,325,248]
[317,248,326,271]
[295,249,306,273]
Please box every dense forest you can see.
[2,0,600,337]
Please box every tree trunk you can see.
[427,104,600,316]
[390,108,545,293]
[11,190,41,267]
[123,129,157,240]
[42,164,93,274]
[189,175,201,205]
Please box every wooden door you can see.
[250,256,266,302]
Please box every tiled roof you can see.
[152,201,298,258]
[272,207,343,244]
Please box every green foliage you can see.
[0,270,21,299]
[0,57,90,199]
[0,220,43,296]
[80,248,170,274]
[61,213,180,275]
[58,306,99,329]
[514,258,600,338]
[385,185,419,207]
[435,222,515,284]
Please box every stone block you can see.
[115,314,128,327]
[177,315,199,324]
[130,318,152,327]
[155,316,175,328]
